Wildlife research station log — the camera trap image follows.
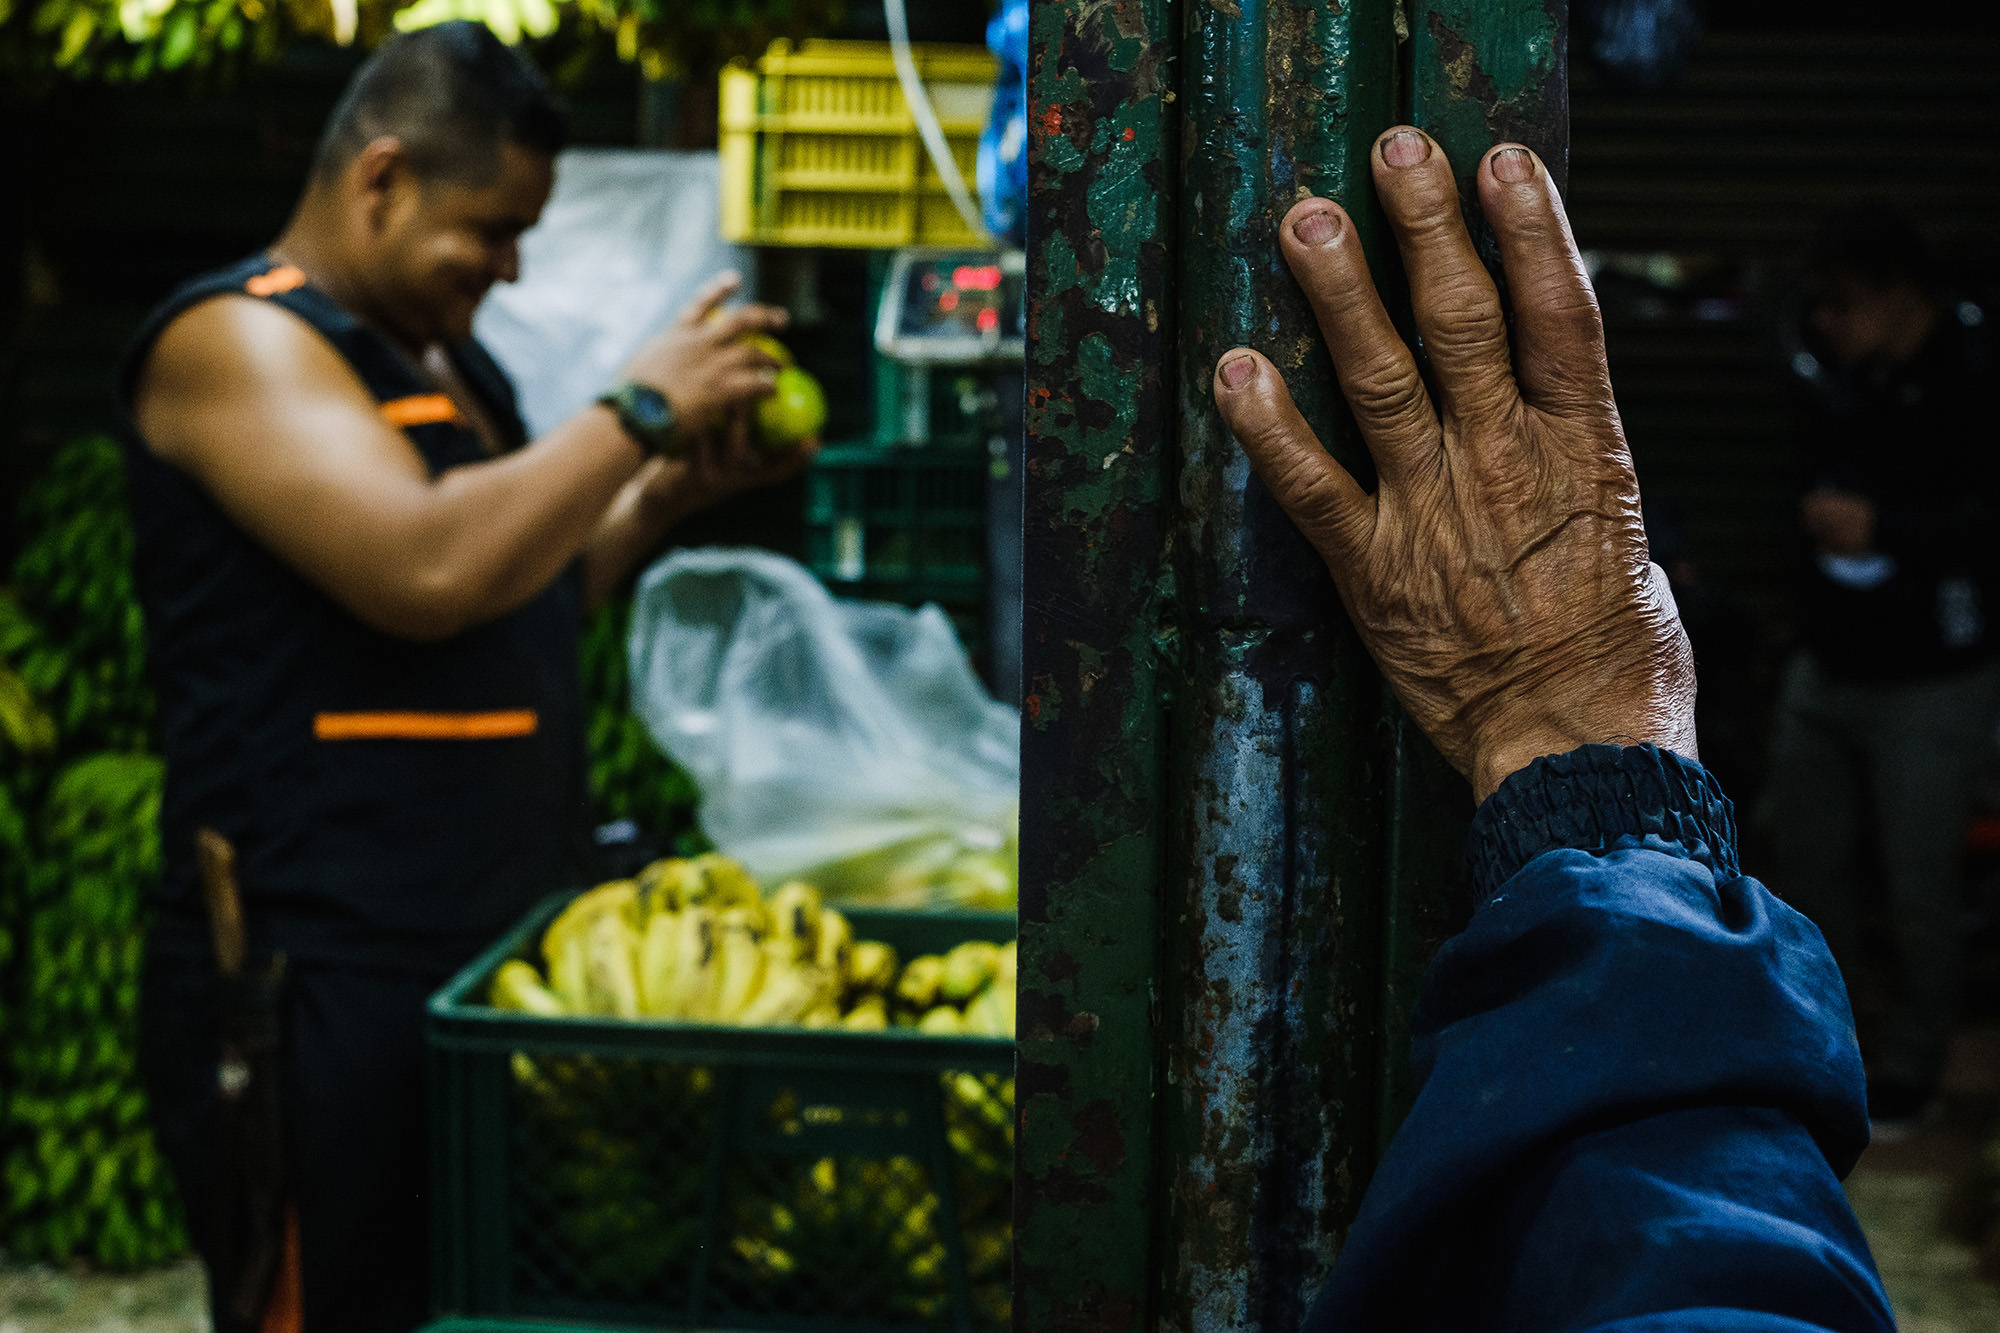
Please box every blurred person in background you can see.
[121,22,810,1332]
[1767,203,2000,1130]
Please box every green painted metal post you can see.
[1017,1,1178,1330]
[1022,4,1568,1329]
[1166,0,1399,1327]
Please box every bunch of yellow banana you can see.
[391,0,560,45]
[487,856,1018,1039]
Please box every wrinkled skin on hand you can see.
[1213,129,1697,802]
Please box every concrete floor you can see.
[0,1261,206,1333]
[5,1033,2000,1332]
[1844,1024,2000,1332]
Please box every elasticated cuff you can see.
[1465,744,1738,903]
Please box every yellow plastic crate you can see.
[719,39,998,249]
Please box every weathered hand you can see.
[621,272,789,431]
[1800,488,1876,557]
[639,404,818,519]
[1212,127,1696,802]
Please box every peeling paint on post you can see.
[1021,2,1567,1328]
[1019,0,1176,1328]
[1165,0,1397,1327]
[1410,1,1571,242]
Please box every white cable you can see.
[883,0,991,242]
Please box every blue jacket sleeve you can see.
[1302,745,1894,1333]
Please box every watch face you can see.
[627,385,671,430]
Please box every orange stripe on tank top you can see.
[245,265,307,297]
[313,710,539,741]
[378,393,465,428]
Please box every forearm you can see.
[375,405,643,635]
[1307,746,1892,1333]
[579,461,690,610]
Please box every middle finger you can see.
[1372,127,1519,427]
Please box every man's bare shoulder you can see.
[133,294,372,466]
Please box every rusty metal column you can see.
[1165,1,1398,1328]
[1018,1,1178,1330]
[1022,4,1568,1331]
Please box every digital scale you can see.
[869,246,1026,700]
[871,247,1025,448]
[875,247,1026,363]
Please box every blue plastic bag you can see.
[978,0,1028,246]
[1581,0,1701,91]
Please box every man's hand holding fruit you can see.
[594,271,825,580]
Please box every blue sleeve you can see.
[1303,745,1894,1333]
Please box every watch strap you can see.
[597,381,681,458]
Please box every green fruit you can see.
[916,1005,964,1036]
[938,940,1000,1005]
[743,333,796,368]
[756,366,827,450]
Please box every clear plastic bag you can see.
[628,548,1019,908]
[474,149,748,438]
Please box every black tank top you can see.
[122,253,590,968]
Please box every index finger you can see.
[705,304,791,344]
[676,271,744,327]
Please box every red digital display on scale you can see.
[893,253,1023,351]
[952,264,1005,292]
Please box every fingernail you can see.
[1219,356,1256,389]
[1292,208,1343,247]
[1380,130,1430,168]
[1490,147,1534,183]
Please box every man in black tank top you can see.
[121,23,814,1332]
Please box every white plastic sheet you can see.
[629,548,1019,907]
[474,149,748,439]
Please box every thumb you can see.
[1213,349,1373,567]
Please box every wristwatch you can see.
[596,381,682,457]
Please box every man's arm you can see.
[578,410,818,611]
[1211,132,1892,1330]
[132,272,785,642]
[1306,746,1890,1331]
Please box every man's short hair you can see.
[1805,202,1936,294]
[313,22,567,185]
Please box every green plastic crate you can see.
[429,896,1015,1333]
[804,445,988,595]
